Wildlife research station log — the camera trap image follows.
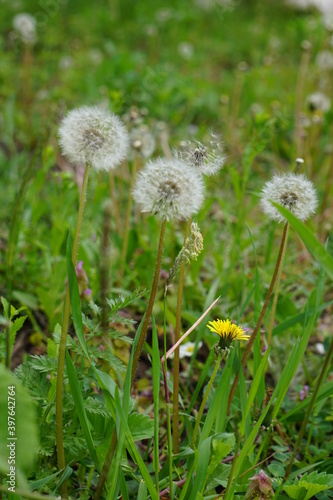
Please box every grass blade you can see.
[65,350,100,472]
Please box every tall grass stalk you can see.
[227,222,289,413]
[55,164,90,498]
[173,217,192,453]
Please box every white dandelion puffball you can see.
[316,51,333,71]
[306,92,331,113]
[132,157,204,220]
[260,173,318,223]
[173,130,226,176]
[13,13,37,44]
[58,106,129,171]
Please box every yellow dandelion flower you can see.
[207,319,250,353]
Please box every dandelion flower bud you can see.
[173,130,226,176]
[13,13,37,44]
[132,157,204,220]
[58,106,129,171]
[260,172,318,223]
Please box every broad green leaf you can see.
[0,364,38,483]
[65,350,100,472]
[207,433,235,477]
[272,202,333,280]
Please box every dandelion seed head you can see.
[58,106,129,171]
[173,130,226,176]
[316,50,333,71]
[260,172,318,223]
[13,13,37,44]
[132,157,204,220]
[306,91,331,113]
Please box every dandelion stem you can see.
[191,353,222,448]
[130,218,167,385]
[284,334,333,481]
[227,222,289,414]
[267,223,289,346]
[173,217,192,454]
[93,432,117,500]
[55,164,90,498]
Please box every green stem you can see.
[55,165,90,498]
[267,224,289,346]
[191,353,222,448]
[284,334,333,480]
[166,402,173,498]
[130,219,167,385]
[227,222,289,414]
[173,217,192,454]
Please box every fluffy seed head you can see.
[260,172,318,223]
[13,13,37,44]
[132,157,204,220]
[306,92,331,113]
[173,130,226,176]
[58,106,129,171]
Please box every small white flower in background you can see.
[58,106,129,171]
[59,55,74,70]
[306,92,331,113]
[260,172,318,223]
[169,341,202,359]
[315,342,325,355]
[132,157,204,220]
[13,13,37,44]
[316,50,333,71]
[173,130,226,176]
[178,42,194,60]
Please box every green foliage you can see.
[0,297,27,364]
[0,363,38,486]
[283,471,333,500]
